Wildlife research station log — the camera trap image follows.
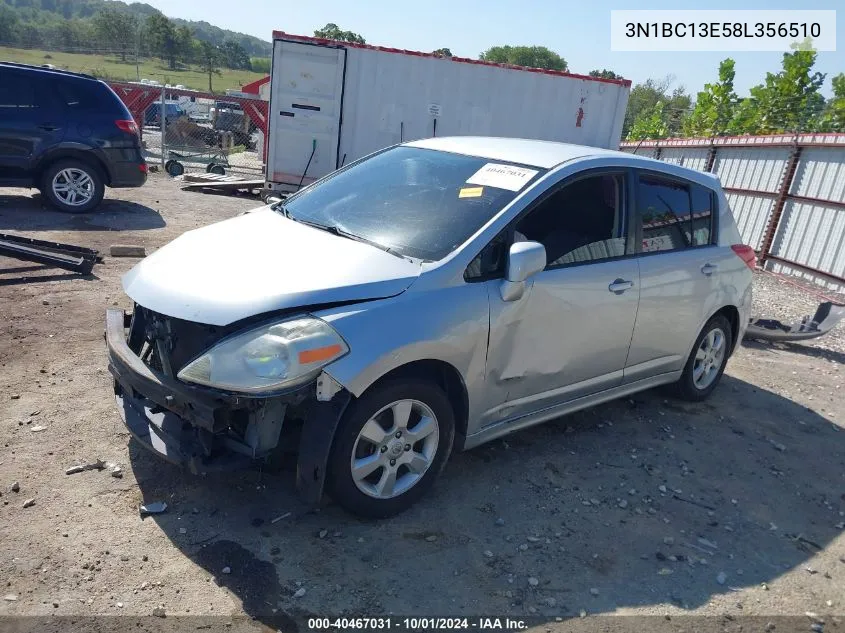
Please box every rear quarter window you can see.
[56,80,113,111]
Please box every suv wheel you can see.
[327,379,455,518]
[674,314,732,402]
[42,160,105,213]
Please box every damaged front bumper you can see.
[745,301,845,343]
[105,308,351,503]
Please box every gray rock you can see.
[528,577,539,587]
[10,482,19,493]
[618,500,628,509]
[425,535,438,542]
[495,518,505,526]
[319,529,328,539]
[3,595,17,601]
[518,543,528,552]
[716,571,727,585]
[484,550,494,558]
[811,624,823,633]
[590,588,599,596]
[293,587,306,598]
[221,566,231,574]
[152,607,166,617]
[22,498,35,508]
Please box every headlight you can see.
[177,316,348,394]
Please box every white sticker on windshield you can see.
[466,163,539,192]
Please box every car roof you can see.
[0,61,98,82]
[405,136,631,169]
[404,136,722,188]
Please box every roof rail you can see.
[0,61,98,80]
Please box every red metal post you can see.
[758,144,802,263]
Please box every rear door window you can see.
[0,71,39,109]
[637,176,692,253]
[636,175,716,253]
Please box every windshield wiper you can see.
[275,205,414,261]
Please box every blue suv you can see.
[0,62,147,212]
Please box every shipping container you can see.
[266,32,631,191]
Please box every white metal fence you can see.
[620,134,845,293]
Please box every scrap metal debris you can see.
[139,501,168,516]
[746,301,845,343]
[0,232,101,275]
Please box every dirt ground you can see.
[1,175,844,633]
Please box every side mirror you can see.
[501,241,546,302]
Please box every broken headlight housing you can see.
[177,316,348,394]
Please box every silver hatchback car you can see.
[106,137,754,517]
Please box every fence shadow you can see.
[128,373,845,628]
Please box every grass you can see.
[0,46,266,93]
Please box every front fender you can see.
[315,284,490,399]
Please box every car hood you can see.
[122,207,422,326]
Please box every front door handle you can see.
[701,263,719,276]
[608,278,634,294]
[37,124,61,132]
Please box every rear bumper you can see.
[102,148,147,188]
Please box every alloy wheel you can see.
[52,168,95,207]
[693,327,726,390]
[350,399,440,499]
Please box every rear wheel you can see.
[42,160,104,213]
[327,379,455,518]
[674,314,732,401]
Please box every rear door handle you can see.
[37,124,61,132]
[701,263,719,276]
[608,278,634,294]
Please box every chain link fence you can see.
[109,81,269,179]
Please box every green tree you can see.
[737,50,826,133]
[627,101,669,140]
[589,69,621,80]
[92,8,138,62]
[198,40,222,92]
[684,59,738,136]
[221,40,251,69]
[0,4,20,43]
[479,45,567,71]
[175,25,194,64]
[250,56,271,74]
[431,47,452,57]
[815,73,845,132]
[146,13,179,69]
[623,77,690,138]
[313,23,365,44]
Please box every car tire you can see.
[326,378,455,518]
[41,159,105,213]
[209,164,226,175]
[674,314,732,402]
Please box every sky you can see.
[140,0,844,97]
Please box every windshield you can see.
[280,146,545,261]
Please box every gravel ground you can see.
[1,176,844,633]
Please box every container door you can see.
[268,41,346,188]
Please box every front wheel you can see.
[674,314,732,401]
[327,379,455,518]
[42,160,105,213]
